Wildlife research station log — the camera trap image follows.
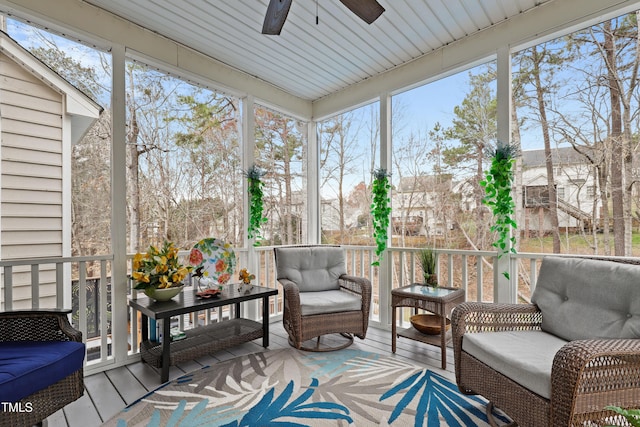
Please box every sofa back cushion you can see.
[532,257,640,341]
[275,246,346,292]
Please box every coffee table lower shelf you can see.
[140,318,263,368]
[396,327,452,347]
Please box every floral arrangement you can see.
[238,268,255,285]
[132,241,192,291]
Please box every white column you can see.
[241,95,260,320]
[111,44,129,361]
[378,93,393,325]
[495,46,516,303]
[306,121,320,244]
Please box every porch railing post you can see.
[494,45,517,304]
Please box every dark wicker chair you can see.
[0,309,84,427]
[274,245,371,351]
[452,257,640,427]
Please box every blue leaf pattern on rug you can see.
[106,348,510,426]
[221,379,352,426]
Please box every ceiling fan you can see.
[262,0,385,35]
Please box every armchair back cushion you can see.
[532,257,640,341]
[275,246,346,292]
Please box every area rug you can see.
[105,348,510,426]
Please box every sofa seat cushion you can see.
[462,330,568,399]
[0,341,85,402]
[299,290,362,316]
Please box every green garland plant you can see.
[479,143,519,279]
[605,406,640,427]
[245,164,267,245]
[371,168,391,266]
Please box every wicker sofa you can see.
[0,309,85,427]
[452,256,640,427]
[274,245,371,351]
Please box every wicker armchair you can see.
[0,309,85,427]
[452,257,640,427]
[274,245,371,351]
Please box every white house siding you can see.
[0,52,63,308]
[521,148,599,235]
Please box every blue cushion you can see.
[0,341,85,402]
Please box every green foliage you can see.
[371,168,391,266]
[245,164,267,245]
[605,406,640,427]
[480,143,519,279]
[417,248,438,286]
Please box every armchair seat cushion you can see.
[299,290,362,316]
[0,341,85,402]
[462,330,568,399]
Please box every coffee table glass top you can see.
[397,284,459,297]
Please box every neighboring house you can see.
[391,175,455,236]
[521,147,599,235]
[321,181,369,236]
[0,31,102,309]
[389,147,602,238]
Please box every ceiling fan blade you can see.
[339,0,385,24]
[262,0,293,35]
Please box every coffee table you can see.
[129,284,278,382]
[391,284,465,369]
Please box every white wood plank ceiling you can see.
[80,0,551,102]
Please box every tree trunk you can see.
[532,45,561,253]
[475,149,485,247]
[127,76,141,253]
[281,126,294,245]
[511,98,523,250]
[621,12,640,255]
[604,21,626,256]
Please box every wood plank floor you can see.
[44,323,456,427]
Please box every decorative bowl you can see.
[410,313,450,335]
[144,285,184,302]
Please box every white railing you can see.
[0,247,567,375]
[0,255,114,374]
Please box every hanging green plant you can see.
[245,164,267,245]
[371,168,391,266]
[480,143,519,279]
[604,406,640,427]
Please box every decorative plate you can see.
[188,238,236,287]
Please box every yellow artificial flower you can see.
[159,275,169,288]
[132,240,193,291]
[132,271,150,283]
[133,252,144,270]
